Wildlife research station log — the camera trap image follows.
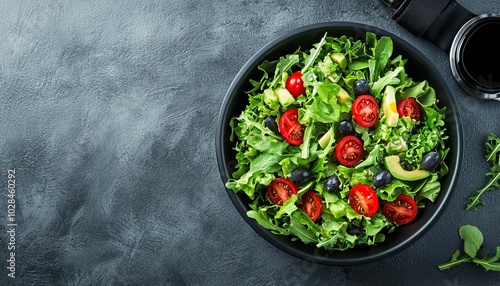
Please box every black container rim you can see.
[450,13,500,100]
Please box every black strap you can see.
[423,1,476,52]
[393,0,453,37]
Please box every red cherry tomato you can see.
[382,194,418,225]
[300,191,323,222]
[286,71,306,98]
[334,135,364,167]
[348,184,379,217]
[267,178,298,206]
[352,95,380,127]
[397,97,420,122]
[278,109,306,146]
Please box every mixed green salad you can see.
[226,32,449,250]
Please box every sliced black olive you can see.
[421,151,440,170]
[347,226,366,236]
[264,116,279,134]
[353,79,370,96]
[373,170,392,188]
[338,120,355,136]
[290,168,313,184]
[323,174,340,193]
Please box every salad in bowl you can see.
[216,22,461,265]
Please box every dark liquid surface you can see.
[461,20,500,90]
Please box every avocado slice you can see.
[263,88,277,107]
[318,128,333,149]
[382,85,399,127]
[330,52,347,70]
[274,87,295,108]
[337,86,353,103]
[384,155,430,181]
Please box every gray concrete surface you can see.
[0,0,499,285]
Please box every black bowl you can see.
[216,22,462,266]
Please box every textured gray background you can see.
[0,0,499,285]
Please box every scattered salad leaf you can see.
[466,133,500,210]
[460,224,483,258]
[438,225,500,271]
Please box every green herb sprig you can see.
[466,133,500,210]
[438,225,500,271]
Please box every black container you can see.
[449,14,500,98]
[382,0,500,100]
[216,22,462,266]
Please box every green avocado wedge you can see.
[330,52,347,70]
[384,155,431,181]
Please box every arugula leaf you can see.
[438,250,472,270]
[371,66,403,98]
[474,247,500,271]
[399,80,436,106]
[270,54,300,88]
[466,133,500,210]
[377,180,408,201]
[460,225,483,258]
[247,60,278,93]
[317,220,357,251]
[301,33,327,73]
[355,144,383,169]
[247,209,290,235]
[274,195,298,219]
[369,36,393,84]
[301,83,341,124]
[348,60,369,70]
[416,174,441,203]
[363,214,390,236]
[439,225,500,272]
[285,212,319,244]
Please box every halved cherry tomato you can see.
[286,71,306,98]
[334,135,363,167]
[352,95,380,127]
[267,178,298,206]
[279,109,306,145]
[382,194,418,225]
[397,97,420,122]
[300,191,323,222]
[348,184,379,217]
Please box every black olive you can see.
[338,120,355,136]
[353,79,370,96]
[347,226,366,236]
[264,116,279,134]
[373,170,392,188]
[290,168,313,184]
[421,151,440,170]
[323,174,340,193]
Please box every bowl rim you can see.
[216,21,463,266]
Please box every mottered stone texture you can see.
[0,0,499,285]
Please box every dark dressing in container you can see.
[460,20,500,92]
